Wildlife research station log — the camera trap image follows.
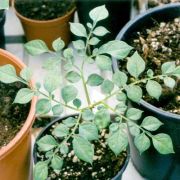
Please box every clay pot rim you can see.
[13,0,76,25]
[112,3,180,121]
[0,49,37,159]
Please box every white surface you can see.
[4,8,145,180]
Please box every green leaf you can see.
[95,109,110,129]
[82,109,95,121]
[34,161,48,180]
[87,74,104,86]
[89,5,109,23]
[126,108,143,121]
[52,124,69,138]
[113,70,127,87]
[0,64,19,83]
[63,48,73,60]
[109,123,119,133]
[101,80,114,94]
[52,104,63,116]
[61,85,78,103]
[164,77,176,89]
[70,23,87,37]
[51,155,63,170]
[134,133,150,154]
[52,37,65,51]
[89,37,100,45]
[60,143,69,154]
[66,71,81,83]
[161,61,176,75]
[107,129,128,156]
[73,40,85,50]
[116,92,127,102]
[126,85,142,103]
[87,22,93,29]
[127,51,145,79]
[0,0,9,10]
[63,117,77,128]
[152,133,174,154]
[172,66,180,78]
[73,136,94,164]
[14,88,34,104]
[43,73,59,93]
[141,116,163,131]
[25,40,49,56]
[115,102,127,114]
[146,80,162,100]
[128,122,140,137]
[147,69,154,78]
[73,98,81,108]
[99,40,133,59]
[36,99,51,115]
[42,57,60,71]
[96,55,112,71]
[79,123,99,141]
[93,26,109,36]
[37,135,58,152]
[20,67,32,82]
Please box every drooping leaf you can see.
[95,109,110,129]
[152,133,174,154]
[25,40,49,56]
[87,74,104,86]
[89,5,109,23]
[52,37,65,52]
[141,116,163,131]
[79,122,99,141]
[14,88,34,104]
[51,155,63,170]
[146,80,162,100]
[101,79,114,94]
[66,71,81,83]
[73,136,94,164]
[37,135,58,152]
[126,85,142,103]
[126,108,143,121]
[70,23,87,37]
[34,161,48,180]
[134,133,150,154]
[96,55,112,71]
[61,85,78,103]
[0,64,19,83]
[99,40,133,59]
[82,109,95,121]
[127,51,145,79]
[36,99,51,115]
[112,70,127,87]
[52,124,69,138]
[107,129,128,156]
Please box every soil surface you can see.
[15,0,75,21]
[36,121,127,180]
[0,82,30,148]
[148,0,180,8]
[119,18,180,114]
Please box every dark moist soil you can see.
[36,121,127,180]
[0,82,30,148]
[148,0,180,8]
[119,18,180,114]
[33,117,54,128]
[15,0,75,21]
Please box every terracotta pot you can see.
[0,49,37,180]
[13,1,76,49]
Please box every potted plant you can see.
[13,0,76,49]
[0,49,37,180]
[76,0,133,44]
[113,3,180,179]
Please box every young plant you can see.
[0,5,179,180]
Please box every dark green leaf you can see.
[63,117,77,128]
[82,109,95,121]
[66,71,81,83]
[36,99,51,115]
[52,104,63,116]
[101,79,114,94]
[87,74,104,86]
[52,124,69,138]
[73,98,81,108]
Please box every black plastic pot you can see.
[76,0,133,44]
[112,3,180,180]
[33,114,130,180]
[0,10,5,49]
